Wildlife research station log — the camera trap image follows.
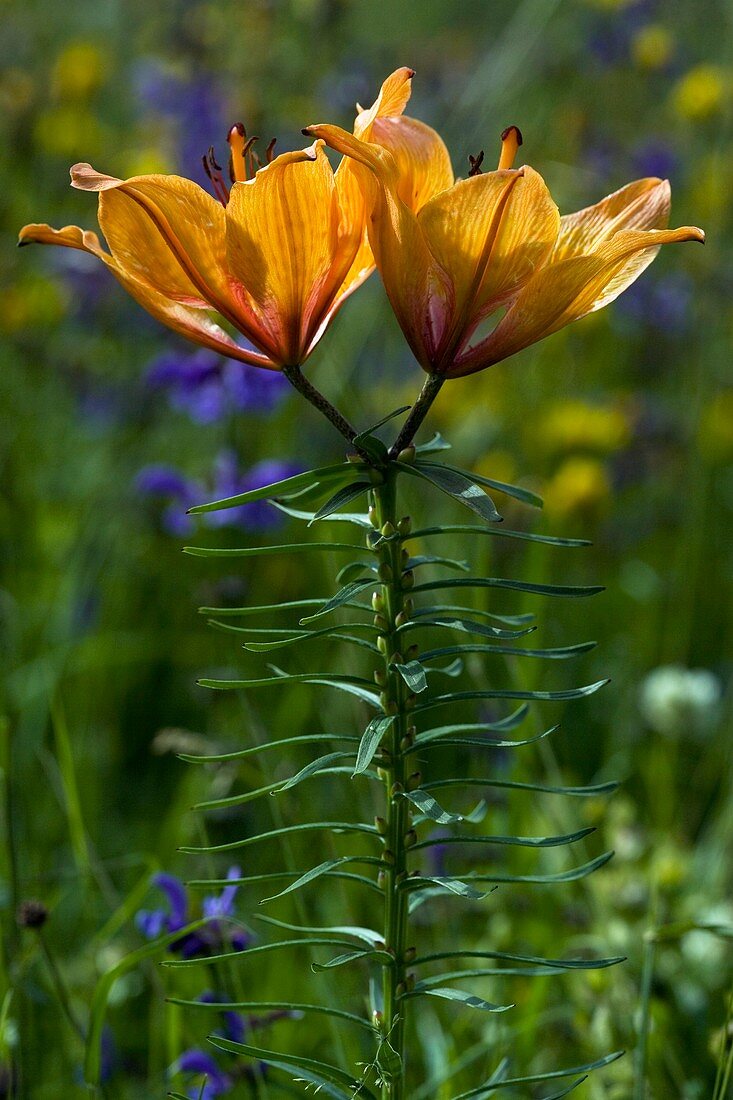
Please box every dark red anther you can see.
[468,150,484,177]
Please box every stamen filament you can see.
[498,125,523,171]
[227,123,248,183]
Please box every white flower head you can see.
[639,664,722,739]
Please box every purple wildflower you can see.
[178,1049,232,1099]
[135,465,201,536]
[205,453,301,533]
[135,866,253,958]
[135,61,226,186]
[144,348,288,424]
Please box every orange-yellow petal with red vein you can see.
[226,142,356,365]
[453,223,705,376]
[417,166,560,348]
[18,221,273,368]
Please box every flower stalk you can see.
[281,364,360,447]
[370,463,415,1099]
[390,373,445,457]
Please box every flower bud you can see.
[368,505,379,527]
[375,816,388,835]
[377,635,388,655]
[371,591,384,611]
[407,771,422,790]
[378,562,393,583]
[404,829,418,848]
[390,781,404,797]
[398,515,412,536]
[404,946,417,963]
[397,446,416,464]
[402,570,415,590]
[381,521,396,538]
[374,670,386,687]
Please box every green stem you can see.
[282,364,362,450]
[370,464,416,1099]
[390,374,445,457]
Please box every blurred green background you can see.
[1,0,732,1096]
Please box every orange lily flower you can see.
[304,120,705,377]
[18,68,450,372]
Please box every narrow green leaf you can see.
[410,987,513,1013]
[415,432,452,454]
[255,914,384,948]
[188,463,362,514]
[413,706,531,744]
[423,776,619,798]
[402,790,474,825]
[357,405,411,439]
[199,597,338,618]
[427,658,464,679]
[206,1038,377,1100]
[273,752,355,793]
[392,660,428,693]
[407,851,615,888]
[194,766,375,811]
[450,1051,624,1098]
[198,671,381,708]
[187,869,381,895]
[178,733,358,765]
[540,1077,590,1100]
[423,461,543,509]
[299,579,376,624]
[336,560,377,585]
[161,936,366,968]
[414,680,609,713]
[411,604,536,627]
[412,826,596,851]
[413,948,625,971]
[241,624,377,653]
[353,714,396,776]
[420,641,597,662]
[183,541,359,558]
[401,618,535,645]
[415,727,558,752]
[405,876,495,901]
[179,820,377,855]
[312,947,381,972]
[399,462,502,523]
[406,554,470,573]
[271,500,372,528]
[171,998,375,1033]
[407,523,590,548]
[413,577,604,599]
[310,481,371,524]
[258,858,358,903]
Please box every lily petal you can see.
[353,66,416,139]
[308,123,452,369]
[225,142,354,365]
[18,222,274,368]
[453,223,705,376]
[554,178,672,261]
[418,166,560,358]
[332,67,452,313]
